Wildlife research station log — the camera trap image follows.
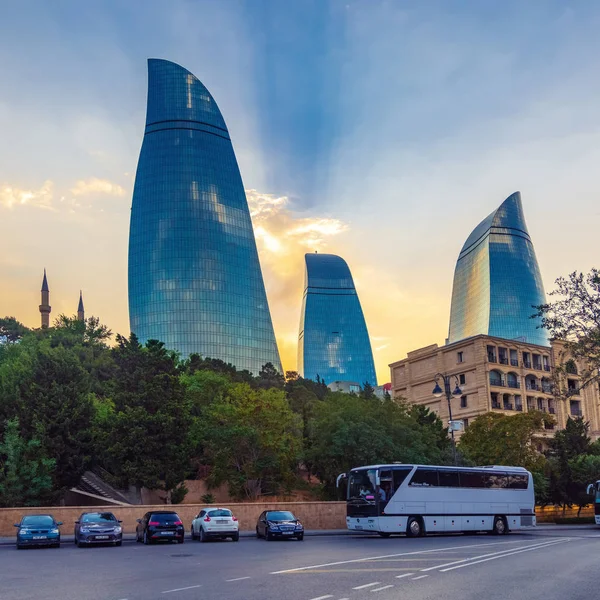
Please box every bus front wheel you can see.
[492,516,507,535]
[407,517,424,538]
[378,532,391,538]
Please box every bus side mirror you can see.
[587,484,595,495]
[336,473,347,488]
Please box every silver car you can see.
[74,512,123,547]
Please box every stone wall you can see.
[0,502,347,537]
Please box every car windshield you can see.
[348,469,377,501]
[21,516,54,527]
[208,509,232,517]
[267,511,295,521]
[151,513,179,522]
[82,513,117,523]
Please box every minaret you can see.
[77,291,85,322]
[39,269,51,328]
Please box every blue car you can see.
[14,514,62,549]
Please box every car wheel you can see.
[407,517,423,538]
[199,527,207,543]
[191,525,196,541]
[296,534,304,541]
[77,538,84,548]
[232,533,239,542]
[54,542,61,548]
[266,530,272,541]
[177,535,185,544]
[493,516,507,535]
[143,531,150,545]
[255,527,261,539]
[116,540,122,547]
[16,544,23,550]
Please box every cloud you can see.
[0,180,54,210]
[70,177,125,197]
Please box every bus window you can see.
[508,474,528,489]
[392,467,412,491]
[409,468,438,487]
[487,473,508,489]
[459,471,486,488]
[438,469,460,487]
[348,469,377,501]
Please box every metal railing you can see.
[490,379,505,387]
[511,359,519,367]
[515,405,523,412]
[508,381,520,389]
[488,354,497,363]
[524,360,532,368]
[503,403,514,411]
[499,357,509,365]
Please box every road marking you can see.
[270,539,524,574]
[412,575,429,580]
[396,573,415,578]
[440,539,569,572]
[353,582,381,590]
[308,596,333,600]
[371,585,394,592]
[420,539,564,572]
[161,585,201,594]
[226,577,251,582]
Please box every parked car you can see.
[256,510,304,541]
[74,512,123,547]
[14,514,62,549]
[136,511,184,544]
[191,507,239,542]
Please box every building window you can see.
[463,418,469,430]
[460,395,467,408]
[457,351,464,363]
[459,374,466,385]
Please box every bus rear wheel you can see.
[407,517,424,538]
[492,516,507,535]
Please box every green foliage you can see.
[201,493,216,504]
[169,483,188,505]
[198,383,302,499]
[307,394,452,497]
[0,317,30,344]
[0,418,55,507]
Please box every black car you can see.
[74,512,123,547]
[136,511,184,544]
[256,510,304,541]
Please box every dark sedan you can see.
[74,512,123,547]
[256,510,304,541]
[136,511,185,544]
[15,515,62,549]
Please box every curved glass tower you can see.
[448,191,548,346]
[298,253,377,385]
[128,58,281,373]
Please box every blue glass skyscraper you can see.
[448,191,548,346]
[128,59,281,373]
[298,253,377,386]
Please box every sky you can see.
[1,0,599,384]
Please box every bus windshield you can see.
[348,469,377,501]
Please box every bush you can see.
[201,493,215,504]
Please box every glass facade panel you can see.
[128,59,281,374]
[448,192,548,346]
[298,253,377,386]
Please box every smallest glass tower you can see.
[298,253,377,386]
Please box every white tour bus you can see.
[338,463,536,537]
[586,480,600,525]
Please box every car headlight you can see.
[114,526,122,534]
[50,529,59,534]
[295,524,303,529]
[269,524,280,531]
[19,529,29,535]
[80,527,90,532]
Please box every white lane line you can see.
[226,577,251,582]
[270,539,524,574]
[371,585,394,592]
[412,575,429,580]
[420,539,564,572]
[395,573,415,578]
[161,585,201,594]
[440,539,569,572]
[308,596,333,600]
[353,582,381,590]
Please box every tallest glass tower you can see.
[128,59,281,374]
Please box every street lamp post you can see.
[432,373,463,465]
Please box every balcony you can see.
[544,365,551,372]
[508,381,520,389]
[516,405,523,412]
[542,385,553,394]
[533,364,543,371]
[526,383,541,391]
[544,422,555,430]
[571,408,583,417]
[492,401,501,409]
[524,360,532,369]
[510,359,519,367]
[490,379,505,387]
[548,407,556,415]
[568,387,580,396]
[499,357,509,365]
[503,403,514,411]
[488,354,497,363]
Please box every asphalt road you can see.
[1,527,599,600]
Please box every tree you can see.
[360,382,376,399]
[570,454,600,515]
[307,394,451,497]
[0,418,55,507]
[199,383,302,499]
[0,317,30,344]
[101,335,192,498]
[256,362,285,390]
[535,269,600,395]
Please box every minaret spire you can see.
[77,290,85,322]
[39,269,51,328]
